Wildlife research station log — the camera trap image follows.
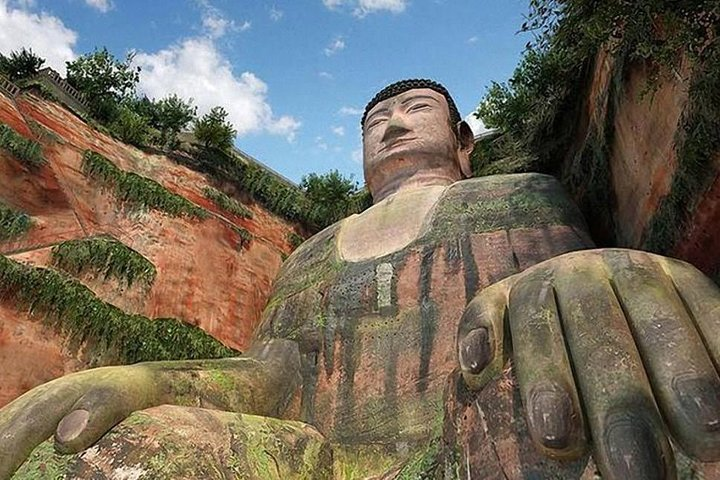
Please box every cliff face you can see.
[0,91,301,406]
[562,50,720,278]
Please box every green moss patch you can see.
[81,150,208,219]
[0,123,45,168]
[0,254,236,363]
[287,231,305,250]
[231,225,253,250]
[202,186,253,219]
[51,236,156,287]
[0,201,31,241]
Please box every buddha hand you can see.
[0,363,160,479]
[458,248,720,479]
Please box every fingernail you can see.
[56,409,90,443]
[673,373,720,433]
[529,387,573,450]
[604,412,667,479]
[459,327,491,374]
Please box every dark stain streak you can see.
[460,234,479,304]
[418,245,437,393]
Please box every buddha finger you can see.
[507,267,586,459]
[0,370,94,479]
[606,250,720,461]
[458,281,509,391]
[55,364,159,453]
[553,253,675,480]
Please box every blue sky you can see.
[0,0,531,184]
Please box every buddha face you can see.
[362,88,473,202]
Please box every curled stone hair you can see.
[361,78,462,129]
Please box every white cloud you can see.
[323,0,407,17]
[134,37,300,141]
[269,6,283,21]
[200,1,248,38]
[84,0,112,13]
[322,0,344,9]
[331,126,345,136]
[324,36,345,56]
[319,71,334,80]
[467,36,478,44]
[351,147,362,164]
[315,136,328,150]
[0,0,77,74]
[338,106,362,116]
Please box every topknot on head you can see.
[361,79,461,129]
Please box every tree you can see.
[193,106,236,151]
[154,94,197,149]
[66,47,140,122]
[0,48,45,81]
[301,170,361,228]
[108,104,150,147]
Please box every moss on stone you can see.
[51,235,156,287]
[0,254,237,364]
[81,150,208,219]
[11,439,76,479]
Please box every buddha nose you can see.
[381,114,411,143]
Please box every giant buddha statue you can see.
[1,79,719,479]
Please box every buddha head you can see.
[362,79,475,202]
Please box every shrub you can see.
[193,106,236,152]
[203,186,253,219]
[0,48,45,81]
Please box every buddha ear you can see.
[456,120,474,178]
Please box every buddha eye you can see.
[368,117,387,129]
[407,103,431,113]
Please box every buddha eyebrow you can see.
[366,107,390,122]
[400,94,440,106]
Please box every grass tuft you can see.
[0,201,32,241]
[0,254,237,363]
[51,236,156,287]
[0,123,45,168]
[81,150,208,219]
[203,186,253,219]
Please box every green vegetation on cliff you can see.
[0,201,32,241]
[203,186,254,219]
[81,150,208,219]
[0,123,45,168]
[0,254,237,363]
[475,0,719,252]
[51,236,157,287]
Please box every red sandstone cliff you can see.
[0,90,302,406]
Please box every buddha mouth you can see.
[379,137,417,153]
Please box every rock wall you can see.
[0,91,302,406]
[562,50,720,277]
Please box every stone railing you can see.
[33,67,89,110]
[0,75,20,98]
[233,145,298,188]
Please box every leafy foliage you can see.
[0,48,45,81]
[193,106,236,152]
[0,254,237,363]
[51,236,157,287]
[108,104,150,147]
[203,186,253,219]
[301,170,363,227]
[0,123,45,168]
[153,94,197,149]
[0,201,32,241]
[81,150,208,219]
[475,0,719,176]
[66,47,141,122]
[231,225,253,250]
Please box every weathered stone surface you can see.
[0,91,302,406]
[12,405,333,479]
